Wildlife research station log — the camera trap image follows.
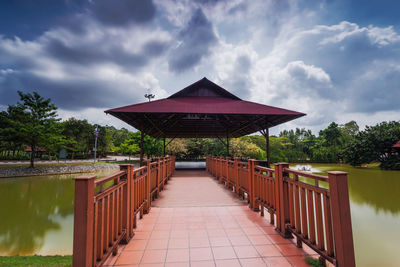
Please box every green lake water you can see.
[0,165,399,266]
[0,171,115,257]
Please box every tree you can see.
[339,121,359,147]
[7,91,60,167]
[343,121,400,169]
[230,138,264,159]
[116,138,139,160]
[0,108,25,156]
[128,132,162,159]
[62,118,94,157]
[96,126,115,156]
[166,139,188,159]
[319,122,342,147]
[110,127,130,147]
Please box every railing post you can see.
[328,171,355,267]
[217,157,221,182]
[211,157,214,175]
[248,160,253,207]
[249,159,259,211]
[234,158,239,194]
[163,158,166,183]
[220,157,223,182]
[213,157,216,176]
[225,157,230,187]
[120,164,133,242]
[145,160,151,213]
[157,158,161,194]
[73,175,95,267]
[274,163,291,237]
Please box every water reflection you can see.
[0,171,113,256]
[311,164,400,215]
[304,164,400,266]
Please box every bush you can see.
[380,155,400,170]
[305,257,324,267]
[0,154,30,160]
[41,155,50,160]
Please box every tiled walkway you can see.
[105,170,319,267]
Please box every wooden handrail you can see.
[205,156,355,267]
[284,167,328,183]
[73,156,176,267]
[94,171,126,187]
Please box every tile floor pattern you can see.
[104,171,325,267]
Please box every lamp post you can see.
[94,127,99,164]
[144,93,155,102]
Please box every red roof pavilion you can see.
[105,77,305,138]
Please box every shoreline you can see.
[0,164,120,178]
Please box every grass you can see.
[0,160,140,169]
[0,162,122,169]
[106,160,139,165]
[305,257,325,267]
[0,256,72,267]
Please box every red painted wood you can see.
[73,176,95,267]
[328,171,356,267]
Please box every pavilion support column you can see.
[140,131,144,166]
[266,128,270,168]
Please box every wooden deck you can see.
[103,170,319,267]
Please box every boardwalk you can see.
[103,170,318,267]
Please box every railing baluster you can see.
[100,197,104,259]
[315,192,325,251]
[307,189,316,244]
[294,184,301,234]
[93,201,98,263]
[300,186,308,239]
[288,182,294,229]
[323,192,334,256]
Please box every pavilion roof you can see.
[105,78,306,138]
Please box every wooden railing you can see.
[254,165,276,223]
[73,156,175,267]
[206,156,355,267]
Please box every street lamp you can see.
[144,93,155,102]
[94,127,99,163]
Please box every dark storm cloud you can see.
[45,38,150,69]
[0,71,137,110]
[142,40,169,57]
[0,0,171,111]
[0,0,87,39]
[92,0,156,26]
[168,9,217,73]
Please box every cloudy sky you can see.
[1,0,399,135]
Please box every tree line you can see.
[166,121,400,169]
[1,91,399,169]
[0,91,161,167]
